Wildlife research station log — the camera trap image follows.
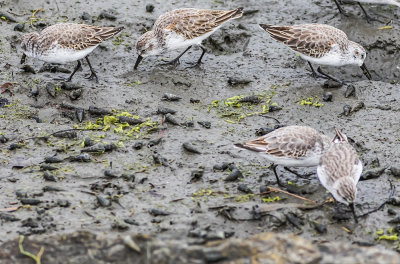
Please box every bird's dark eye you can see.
[355,50,359,56]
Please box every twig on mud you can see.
[7,10,26,16]
[19,235,44,264]
[260,114,280,123]
[268,186,318,205]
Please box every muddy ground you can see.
[0,0,400,261]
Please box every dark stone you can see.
[14,23,24,32]
[224,169,243,181]
[198,121,211,129]
[238,184,252,194]
[322,92,333,102]
[146,4,155,12]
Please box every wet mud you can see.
[0,0,400,261]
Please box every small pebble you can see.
[164,113,180,125]
[256,127,274,136]
[360,168,385,181]
[122,173,135,182]
[344,84,356,98]
[57,199,71,207]
[190,168,204,183]
[97,195,111,207]
[198,121,211,129]
[152,153,169,166]
[150,208,170,216]
[224,169,243,181]
[99,10,117,20]
[43,171,57,182]
[323,80,342,88]
[390,166,400,178]
[213,162,231,171]
[81,144,106,153]
[342,105,351,116]
[238,184,252,194]
[46,82,56,97]
[75,108,84,123]
[20,198,42,205]
[352,101,364,113]
[162,93,181,101]
[88,106,111,116]
[0,135,9,143]
[148,138,162,147]
[81,12,90,20]
[69,88,83,100]
[388,208,397,215]
[70,153,91,162]
[119,115,143,125]
[182,141,201,154]
[190,98,200,103]
[61,82,82,90]
[104,169,119,178]
[322,92,333,102]
[313,222,327,234]
[124,218,140,225]
[53,130,77,139]
[14,23,24,32]
[146,4,155,12]
[44,156,63,163]
[157,107,176,115]
[133,141,143,150]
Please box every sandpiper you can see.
[134,7,243,69]
[317,128,363,222]
[259,23,372,83]
[234,125,332,186]
[20,23,124,82]
[332,0,400,22]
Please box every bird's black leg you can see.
[316,66,344,85]
[332,0,348,16]
[186,46,207,68]
[20,54,26,64]
[307,62,329,80]
[271,164,285,187]
[54,60,82,82]
[308,62,324,79]
[283,167,314,179]
[350,203,358,223]
[161,45,192,66]
[84,56,99,83]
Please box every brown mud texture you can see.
[0,0,400,263]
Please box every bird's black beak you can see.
[134,55,143,70]
[20,54,26,64]
[360,63,371,80]
[350,203,358,223]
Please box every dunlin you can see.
[134,7,243,69]
[235,125,332,186]
[317,128,363,222]
[332,0,400,22]
[259,23,372,83]
[20,23,124,82]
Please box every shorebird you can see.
[234,125,332,186]
[317,128,363,222]
[20,23,124,82]
[134,7,243,69]
[332,0,400,22]
[259,23,372,83]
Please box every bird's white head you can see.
[332,177,357,205]
[20,32,39,53]
[136,31,162,57]
[348,42,367,67]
